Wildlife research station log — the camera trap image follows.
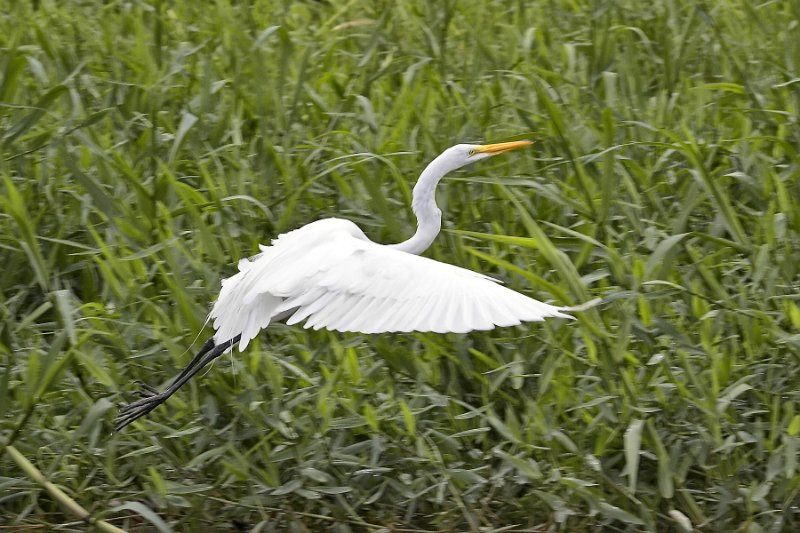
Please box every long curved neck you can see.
[389,154,454,255]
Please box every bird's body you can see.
[116,140,580,431]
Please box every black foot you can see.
[134,380,160,397]
[114,390,169,432]
[114,335,240,433]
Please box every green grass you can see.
[1,0,799,530]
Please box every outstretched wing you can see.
[210,218,571,349]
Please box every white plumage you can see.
[116,140,582,431]
[210,218,572,350]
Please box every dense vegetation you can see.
[2,0,799,530]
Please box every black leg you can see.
[114,335,241,432]
[156,338,216,393]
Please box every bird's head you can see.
[437,140,534,173]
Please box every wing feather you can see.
[210,218,572,348]
[358,295,402,334]
[333,294,375,332]
[417,293,440,331]
[342,295,382,333]
[320,293,360,331]
[484,296,519,328]
[394,294,427,333]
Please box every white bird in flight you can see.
[116,140,580,431]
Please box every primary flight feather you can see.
[116,140,575,431]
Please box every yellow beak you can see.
[473,139,534,155]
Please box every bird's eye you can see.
[468,149,476,156]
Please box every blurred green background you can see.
[1,0,799,531]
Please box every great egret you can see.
[115,140,578,431]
